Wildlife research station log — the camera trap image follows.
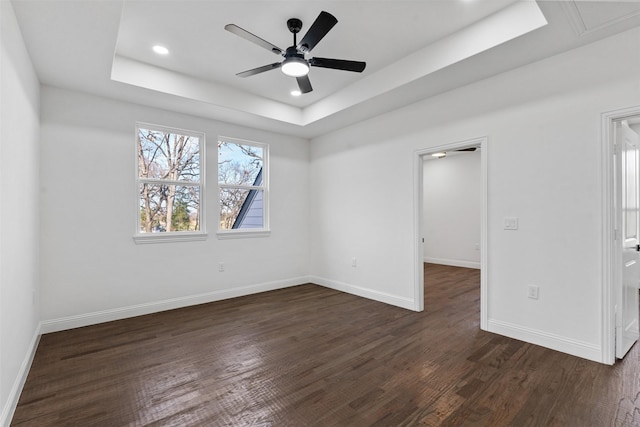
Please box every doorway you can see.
[603,107,640,364]
[413,137,488,330]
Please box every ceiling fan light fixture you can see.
[432,152,447,158]
[281,56,309,77]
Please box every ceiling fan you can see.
[224,11,366,94]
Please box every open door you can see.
[616,120,640,358]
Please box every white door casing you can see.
[616,120,640,359]
[413,137,488,330]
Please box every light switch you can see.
[504,217,519,230]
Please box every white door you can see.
[617,120,640,359]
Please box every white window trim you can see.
[217,136,270,238]
[216,230,271,239]
[134,232,208,245]
[134,122,206,244]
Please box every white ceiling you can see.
[115,0,519,107]
[10,0,640,138]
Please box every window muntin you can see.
[136,124,205,240]
[218,138,268,235]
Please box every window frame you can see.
[217,136,270,239]
[134,122,207,244]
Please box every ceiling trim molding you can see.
[111,56,304,125]
[302,1,547,126]
[560,0,640,37]
[560,1,588,36]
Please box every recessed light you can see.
[152,45,169,55]
[291,90,302,97]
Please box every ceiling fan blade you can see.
[297,11,337,53]
[309,57,366,73]
[296,75,313,93]
[455,147,478,152]
[225,24,284,55]
[236,62,282,78]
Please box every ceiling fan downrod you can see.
[287,18,303,46]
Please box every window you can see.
[135,123,206,243]
[218,137,269,237]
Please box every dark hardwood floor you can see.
[11,264,640,426]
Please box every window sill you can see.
[133,233,208,245]
[216,230,271,239]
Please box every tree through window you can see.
[136,124,205,237]
[218,138,268,233]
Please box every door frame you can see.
[602,106,640,364]
[413,136,488,330]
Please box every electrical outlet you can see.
[219,262,225,272]
[527,285,539,300]
[504,217,519,230]
[351,257,357,267]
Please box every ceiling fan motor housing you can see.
[285,46,304,60]
[282,46,309,77]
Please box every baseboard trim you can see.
[424,257,480,269]
[487,319,602,363]
[40,276,311,334]
[40,275,417,334]
[310,275,416,311]
[1,324,41,427]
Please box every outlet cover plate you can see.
[504,217,519,230]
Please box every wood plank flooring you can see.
[11,264,640,426]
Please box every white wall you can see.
[423,151,481,268]
[0,1,41,424]
[39,87,310,330]
[309,27,640,362]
